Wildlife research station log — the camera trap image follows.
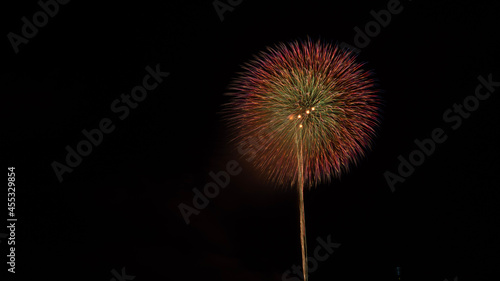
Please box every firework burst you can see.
[224,39,381,188]
[223,38,381,281]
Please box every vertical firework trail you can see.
[224,39,381,280]
[296,128,308,281]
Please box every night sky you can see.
[3,0,500,280]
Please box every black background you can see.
[3,0,500,280]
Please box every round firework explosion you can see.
[224,39,381,188]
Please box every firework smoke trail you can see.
[224,39,381,280]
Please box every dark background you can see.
[2,0,500,280]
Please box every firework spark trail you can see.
[224,38,381,280]
[296,129,308,281]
